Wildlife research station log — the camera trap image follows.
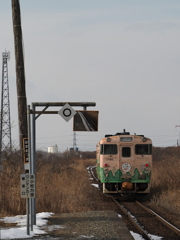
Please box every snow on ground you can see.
[0,212,55,239]
[0,176,162,240]
[0,212,162,240]
[130,231,162,240]
[91,183,99,188]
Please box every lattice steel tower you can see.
[0,51,12,157]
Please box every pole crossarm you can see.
[31,102,96,107]
[30,111,60,114]
[31,102,96,118]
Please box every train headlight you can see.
[142,137,147,142]
[107,137,111,142]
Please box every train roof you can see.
[104,130,144,138]
[104,133,144,138]
[97,130,152,145]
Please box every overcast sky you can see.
[1,0,180,151]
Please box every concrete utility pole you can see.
[11,0,28,156]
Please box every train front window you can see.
[100,144,117,155]
[122,147,131,157]
[135,144,152,155]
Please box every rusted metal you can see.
[30,111,58,114]
[32,102,96,107]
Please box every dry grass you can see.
[0,152,25,216]
[0,151,101,216]
[0,147,180,225]
[36,157,99,213]
[150,147,180,225]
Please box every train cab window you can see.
[100,144,117,155]
[135,144,152,155]
[122,147,131,157]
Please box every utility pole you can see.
[12,2,29,233]
[0,51,12,160]
[11,0,28,156]
[73,131,77,151]
[175,125,180,146]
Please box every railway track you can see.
[111,197,180,240]
[88,166,180,240]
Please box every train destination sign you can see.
[73,111,99,131]
[120,137,133,142]
[58,103,77,122]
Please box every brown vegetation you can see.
[0,147,179,227]
[149,147,180,227]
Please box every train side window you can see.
[122,147,131,157]
[135,144,152,155]
[100,144,117,155]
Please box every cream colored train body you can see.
[96,130,152,194]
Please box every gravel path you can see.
[36,210,134,240]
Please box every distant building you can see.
[70,147,79,152]
[48,145,58,153]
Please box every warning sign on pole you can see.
[20,174,35,198]
[23,138,29,164]
[58,103,76,122]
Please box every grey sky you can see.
[1,0,180,151]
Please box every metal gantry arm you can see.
[29,102,96,226]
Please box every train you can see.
[96,130,152,195]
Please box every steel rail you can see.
[89,166,151,239]
[111,197,151,240]
[88,165,180,238]
[88,166,98,182]
[136,201,180,237]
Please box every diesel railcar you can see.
[96,130,152,194]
